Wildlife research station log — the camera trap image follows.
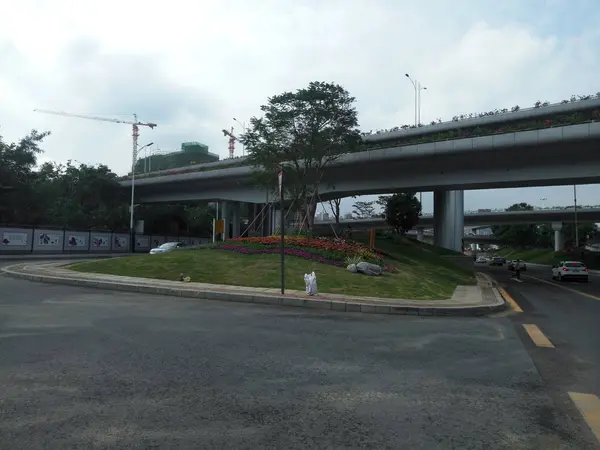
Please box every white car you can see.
[551,261,589,282]
[149,242,186,254]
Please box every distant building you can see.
[136,141,219,173]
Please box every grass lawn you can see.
[70,237,475,300]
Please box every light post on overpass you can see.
[405,73,427,126]
[130,141,154,253]
[406,73,426,205]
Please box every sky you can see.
[1,0,600,214]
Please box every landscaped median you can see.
[0,235,508,315]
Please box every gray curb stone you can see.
[1,265,507,317]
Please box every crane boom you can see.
[33,109,157,128]
[222,127,238,158]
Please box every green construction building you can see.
[136,141,219,173]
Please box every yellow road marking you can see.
[524,275,600,301]
[498,287,523,312]
[568,392,600,443]
[522,324,555,348]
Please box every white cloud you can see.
[1,0,600,212]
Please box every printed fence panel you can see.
[90,232,112,252]
[33,229,63,252]
[111,233,130,252]
[135,235,152,252]
[63,231,90,252]
[0,227,33,253]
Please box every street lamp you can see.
[405,74,427,204]
[130,141,154,252]
[233,117,247,156]
[405,73,427,126]
[540,197,547,209]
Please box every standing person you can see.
[514,260,522,280]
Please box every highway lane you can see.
[483,264,600,446]
[0,270,597,449]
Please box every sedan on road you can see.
[552,261,589,282]
[490,256,506,266]
[149,242,186,254]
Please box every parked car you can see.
[551,261,589,282]
[490,256,506,266]
[149,242,186,254]
[508,260,527,271]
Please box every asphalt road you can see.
[483,263,600,447]
[0,262,598,449]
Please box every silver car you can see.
[149,242,186,254]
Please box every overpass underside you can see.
[133,136,600,252]
[317,139,600,200]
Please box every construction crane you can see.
[222,127,238,159]
[34,108,157,252]
[33,109,157,162]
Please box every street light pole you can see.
[405,74,417,126]
[405,74,427,126]
[129,141,154,252]
[407,74,427,205]
[233,117,246,156]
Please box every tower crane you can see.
[33,108,157,253]
[222,127,238,159]
[33,109,157,162]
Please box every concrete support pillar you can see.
[416,227,424,242]
[220,201,229,240]
[231,202,241,238]
[433,190,464,252]
[246,203,257,236]
[552,222,564,252]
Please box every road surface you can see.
[0,260,599,449]
[483,263,600,448]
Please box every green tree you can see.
[491,203,539,247]
[326,198,342,224]
[352,200,376,219]
[31,161,128,229]
[0,129,50,224]
[383,192,422,234]
[242,81,361,229]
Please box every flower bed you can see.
[212,236,381,265]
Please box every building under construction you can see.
[136,141,219,173]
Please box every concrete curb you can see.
[1,264,506,317]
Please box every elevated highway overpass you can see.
[119,98,600,252]
[314,208,600,230]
